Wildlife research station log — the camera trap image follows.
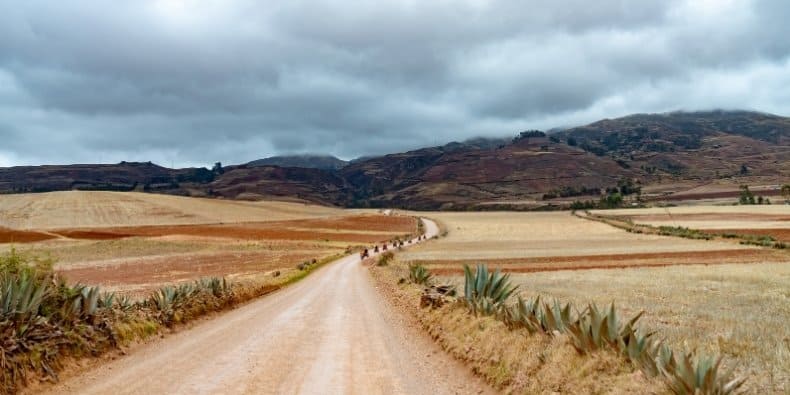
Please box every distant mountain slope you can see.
[341,134,634,209]
[1,110,787,209]
[0,162,214,194]
[553,110,790,180]
[207,165,351,205]
[246,155,348,170]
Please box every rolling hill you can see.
[1,110,788,209]
[246,154,349,170]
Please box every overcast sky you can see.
[1,0,789,167]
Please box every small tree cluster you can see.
[738,185,770,205]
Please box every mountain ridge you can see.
[2,110,788,209]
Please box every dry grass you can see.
[0,191,343,229]
[429,263,790,393]
[371,261,664,394]
[417,248,787,275]
[404,212,750,262]
[494,263,790,393]
[401,210,788,393]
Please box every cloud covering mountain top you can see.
[1,0,788,167]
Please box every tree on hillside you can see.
[212,162,224,174]
[739,185,755,205]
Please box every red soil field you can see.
[418,248,788,275]
[0,227,57,243]
[52,215,417,244]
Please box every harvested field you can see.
[593,205,790,243]
[405,210,789,393]
[595,205,790,229]
[419,248,786,275]
[1,192,417,294]
[404,212,751,262]
[0,190,342,229]
[503,263,790,393]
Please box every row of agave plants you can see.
[408,263,746,395]
[0,249,233,394]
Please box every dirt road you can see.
[43,219,491,395]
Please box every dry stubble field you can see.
[0,191,417,295]
[595,205,790,242]
[403,210,789,392]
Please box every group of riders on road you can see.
[359,234,428,259]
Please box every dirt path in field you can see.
[41,219,492,395]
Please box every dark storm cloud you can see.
[0,0,788,167]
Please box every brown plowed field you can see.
[420,248,787,275]
[0,227,57,243]
[43,215,416,244]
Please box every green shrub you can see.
[408,263,433,285]
[378,251,395,266]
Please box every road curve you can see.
[43,219,491,395]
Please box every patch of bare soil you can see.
[56,250,325,293]
[417,248,788,275]
[50,215,415,244]
[0,227,57,243]
[270,215,417,233]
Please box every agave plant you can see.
[0,271,50,319]
[68,285,102,318]
[567,303,623,352]
[540,299,573,333]
[195,277,229,297]
[501,295,544,333]
[408,263,433,285]
[117,295,135,312]
[658,349,746,395]
[98,291,116,309]
[462,264,518,316]
[150,286,178,312]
